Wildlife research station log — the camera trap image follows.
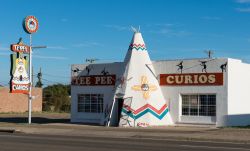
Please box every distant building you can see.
[0,87,42,112]
[71,31,250,127]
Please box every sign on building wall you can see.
[10,39,30,94]
[160,73,223,86]
[71,75,116,86]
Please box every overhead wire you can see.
[43,73,70,79]
[181,58,216,72]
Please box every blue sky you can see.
[1,0,250,86]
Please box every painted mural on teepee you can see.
[119,31,173,127]
[131,76,157,100]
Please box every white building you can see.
[71,31,250,127]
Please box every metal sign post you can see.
[27,35,46,124]
[23,15,39,124]
[28,34,32,124]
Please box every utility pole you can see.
[36,67,43,88]
[204,50,214,59]
[86,58,99,63]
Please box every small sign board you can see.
[11,44,30,53]
[71,75,116,86]
[10,38,30,53]
[11,82,29,94]
[160,73,223,86]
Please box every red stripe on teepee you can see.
[124,104,167,115]
[130,44,145,47]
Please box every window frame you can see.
[181,94,216,117]
[77,94,104,113]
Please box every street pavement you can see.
[1,116,250,151]
[0,123,250,143]
[1,123,250,143]
[0,132,250,151]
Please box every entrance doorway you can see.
[109,97,133,127]
[108,98,124,127]
[116,98,124,126]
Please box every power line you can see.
[41,78,69,85]
[43,73,70,78]
[182,58,216,72]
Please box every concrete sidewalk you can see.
[1,123,250,143]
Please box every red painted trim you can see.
[130,44,145,47]
[124,104,168,115]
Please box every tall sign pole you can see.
[23,16,39,124]
[28,34,32,124]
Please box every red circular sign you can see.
[23,16,39,34]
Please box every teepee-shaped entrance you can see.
[118,31,173,127]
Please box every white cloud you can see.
[0,52,10,56]
[236,0,250,3]
[0,47,9,51]
[147,23,191,37]
[172,31,192,37]
[147,23,174,27]
[104,25,129,31]
[150,28,191,37]
[47,46,68,50]
[151,29,171,34]
[72,42,103,47]
[33,55,68,60]
[235,0,250,12]
[245,38,250,43]
[236,7,250,12]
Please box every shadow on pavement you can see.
[0,117,70,124]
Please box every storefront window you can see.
[78,94,104,113]
[182,94,216,116]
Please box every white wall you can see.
[153,58,228,126]
[71,57,250,127]
[71,62,125,125]
[227,58,250,126]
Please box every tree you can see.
[43,84,70,112]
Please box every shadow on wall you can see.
[226,114,250,127]
[0,117,70,124]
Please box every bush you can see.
[43,84,71,112]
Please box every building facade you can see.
[71,31,250,127]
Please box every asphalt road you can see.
[0,132,250,151]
